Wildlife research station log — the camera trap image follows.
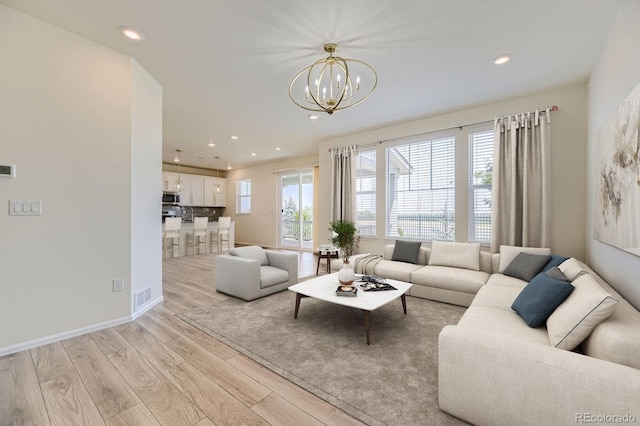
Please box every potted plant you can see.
[329,219,360,264]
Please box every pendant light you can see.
[173,149,184,193]
[213,156,223,195]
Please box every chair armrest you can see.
[215,255,261,300]
[265,250,299,286]
[438,325,640,425]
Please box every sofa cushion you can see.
[547,274,619,350]
[541,254,569,272]
[260,266,289,288]
[230,245,269,266]
[498,245,551,273]
[503,252,551,282]
[485,273,529,290]
[411,265,489,294]
[558,257,588,281]
[511,273,574,328]
[428,241,480,271]
[391,240,422,264]
[374,259,423,282]
[470,281,523,311]
[457,305,550,345]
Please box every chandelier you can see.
[213,156,223,195]
[173,149,184,193]
[288,43,377,115]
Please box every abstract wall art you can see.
[594,80,640,256]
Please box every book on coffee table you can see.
[358,281,397,292]
[335,285,358,297]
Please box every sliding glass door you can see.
[279,170,314,250]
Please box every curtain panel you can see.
[330,145,357,222]
[490,110,552,252]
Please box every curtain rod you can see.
[327,105,559,151]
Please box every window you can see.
[236,178,251,214]
[469,128,494,243]
[355,150,376,236]
[386,132,455,241]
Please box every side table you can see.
[316,246,340,275]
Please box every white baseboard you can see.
[0,296,164,357]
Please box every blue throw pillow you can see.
[391,240,422,264]
[541,254,569,272]
[511,272,574,328]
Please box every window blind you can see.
[468,129,494,242]
[355,150,376,236]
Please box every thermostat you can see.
[0,163,16,178]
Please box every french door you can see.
[279,169,314,250]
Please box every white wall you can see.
[318,84,589,260]
[226,154,318,248]
[0,5,162,352]
[588,0,640,309]
[131,60,163,313]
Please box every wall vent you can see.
[134,287,152,311]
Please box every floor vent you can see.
[134,287,152,311]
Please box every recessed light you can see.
[118,26,145,41]
[250,150,256,156]
[231,135,239,140]
[275,145,282,151]
[227,162,232,170]
[208,138,215,147]
[308,114,319,120]
[492,54,512,65]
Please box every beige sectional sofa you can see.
[332,242,640,424]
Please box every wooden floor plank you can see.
[165,336,271,408]
[31,342,76,384]
[90,328,132,355]
[107,347,204,426]
[0,352,51,426]
[104,403,161,426]
[65,339,140,419]
[193,418,216,426]
[163,361,269,426]
[251,393,325,426]
[114,322,184,372]
[40,372,105,426]
[135,314,182,342]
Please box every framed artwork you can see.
[594,80,640,256]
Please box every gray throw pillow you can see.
[545,266,571,283]
[391,240,422,264]
[503,252,551,282]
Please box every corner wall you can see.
[588,0,640,309]
[0,5,162,352]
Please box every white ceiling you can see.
[1,0,621,170]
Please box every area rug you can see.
[179,289,467,426]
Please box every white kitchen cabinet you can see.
[162,172,177,191]
[205,177,226,207]
[190,175,205,206]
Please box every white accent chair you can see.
[187,216,208,256]
[163,217,182,259]
[215,246,298,301]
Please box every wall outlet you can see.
[112,278,124,292]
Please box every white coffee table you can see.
[288,273,413,344]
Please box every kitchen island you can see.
[163,220,235,257]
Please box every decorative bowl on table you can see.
[338,266,355,286]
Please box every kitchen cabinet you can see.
[163,172,177,191]
[190,175,204,206]
[163,171,225,207]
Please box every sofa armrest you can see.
[438,325,640,426]
[215,255,261,301]
[265,250,299,286]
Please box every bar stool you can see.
[163,217,182,259]
[212,216,231,253]
[188,216,208,256]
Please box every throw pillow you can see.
[546,274,619,350]
[503,252,551,282]
[428,241,481,271]
[545,266,571,282]
[541,254,570,272]
[558,258,588,281]
[498,245,551,273]
[391,240,422,264]
[511,273,575,328]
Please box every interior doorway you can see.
[279,169,314,250]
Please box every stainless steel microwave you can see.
[162,191,180,204]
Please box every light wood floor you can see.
[0,251,363,426]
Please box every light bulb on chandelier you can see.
[213,156,223,195]
[289,43,377,115]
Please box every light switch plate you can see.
[9,200,42,216]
